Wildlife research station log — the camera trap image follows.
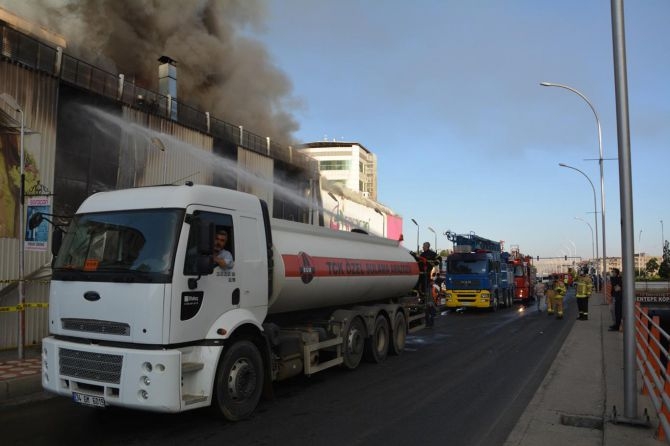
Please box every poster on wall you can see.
[25,196,50,252]
[0,129,41,239]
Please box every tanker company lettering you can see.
[283,253,415,279]
[326,260,412,275]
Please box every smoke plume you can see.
[1,0,301,144]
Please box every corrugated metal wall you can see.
[0,62,59,351]
[238,148,274,213]
[123,108,213,187]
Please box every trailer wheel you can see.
[490,295,499,312]
[390,312,407,356]
[364,314,390,363]
[343,317,366,370]
[212,340,264,421]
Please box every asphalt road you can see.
[0,294,577,446]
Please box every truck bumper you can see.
[445,291,492,308]
[42,336,185,412]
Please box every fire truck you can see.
[507,245,536,304]
[443,232,514,310]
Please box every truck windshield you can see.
[514,265,525,277]
[52,209,184,282]
[448,259,488,274]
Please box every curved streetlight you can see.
[542,82,607,292]
[638,229,643,277]
[575,217,595,261]
[328,192,340,230]
[411,219,419,254]
[559,162,601,291]
[427,226,437,253]
[150,136,168,184]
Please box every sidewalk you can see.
[0,344,43,403]
[505,293,665,446]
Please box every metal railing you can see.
[0,21,318,177]
[635,302,670,442]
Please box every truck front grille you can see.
[61,318,130,336]
[453,280,481,288]
[59,348,123,384]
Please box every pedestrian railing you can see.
[635,302,670,442]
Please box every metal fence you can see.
[0,21,318,176]
[636,303,670,443]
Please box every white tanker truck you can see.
[41,184,427,420]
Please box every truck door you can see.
[169,209,240,344]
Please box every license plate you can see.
[462,301,472,306]
[72,392,105,408]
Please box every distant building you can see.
[299,141,378,201]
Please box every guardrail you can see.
[635,302,670,442]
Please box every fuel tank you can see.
[268,218,420,314]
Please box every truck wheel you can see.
[364,314,390,363]
[390,312,407,356]
[212,340,264,421]
[343,317,366,370]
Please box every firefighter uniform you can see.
[552,280,566,319]
[575,274,590,320]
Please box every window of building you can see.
[319,160,351,171]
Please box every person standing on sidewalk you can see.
[575,272,590,320]
[609,268,623,331]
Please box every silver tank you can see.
[268,218,419,314]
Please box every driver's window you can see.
[183,211,234,275]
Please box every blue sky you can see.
[253,0,669,260]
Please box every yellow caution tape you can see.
[0,279,52,284]
[0,302,49,312]
[0,305,20,312]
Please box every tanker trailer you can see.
[42,184,425,421]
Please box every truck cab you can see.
[443,251,505,310]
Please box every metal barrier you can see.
[635,302,670,442]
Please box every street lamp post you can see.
[575,217,595,261]
[559,163,601,291]
[1,93,26,360]
[150,136,168,183]
[542,82,607,294]
[411,219,419,254]
[638,229,643,277]
[328,192,340,230]
[662,220,665,251]
[428,226,437,254]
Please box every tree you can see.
[659,241,670,279]
[646,258,659,277]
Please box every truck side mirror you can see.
[197,219,214,256]
[187,218,215,289]
[51,228,63,257]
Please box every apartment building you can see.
[299,141,378,201]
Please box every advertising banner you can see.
[25,196,50,252]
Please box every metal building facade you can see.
[0,16,320,351]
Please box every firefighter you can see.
[575,272,590,320]
[546,278,556,315]
[552,278,567,319]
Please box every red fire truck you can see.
[507,245,536,304]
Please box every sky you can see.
[248,0,670,260]
[2,0,666,261]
